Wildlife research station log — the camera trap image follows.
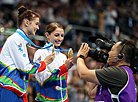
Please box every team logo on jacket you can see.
[18,42,23,52]
[37,56,41,61]
[18,42,26,57]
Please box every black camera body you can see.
[88,36,115,63]
[88,48,109,63]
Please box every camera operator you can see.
[77,40,137,102]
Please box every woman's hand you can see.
[44,52,55,65]
[65,57,74,70]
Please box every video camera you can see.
[88,36,115,63]
[87,36,138,74]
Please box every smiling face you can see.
[46,27,64,47]
[17,6,40,35]
[27,17,40,35]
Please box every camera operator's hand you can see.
[77,43,90,59]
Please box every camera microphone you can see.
[95,38,113,51]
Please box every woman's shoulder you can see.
[8,33,22,41]
[6,33,24,45]
[59,52,67,57]
[35,48,48,54]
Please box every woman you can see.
[0,6,55,102]
[33,22,74,102]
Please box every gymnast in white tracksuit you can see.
[0,6,55,102]
[33,22,74,102]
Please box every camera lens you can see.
[88,48,109,63]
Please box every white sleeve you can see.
[33,50,41,62]
[8,37,33,71]
[34,50,67,83]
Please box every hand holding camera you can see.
[77,43,90,59]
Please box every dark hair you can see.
[17,5,40,27]
[46,22,63,34]
[118,40,136,64]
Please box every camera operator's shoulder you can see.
[107,66,124,70]
[96,66,128,86]
[106,66,127,75]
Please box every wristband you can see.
[77,55,85,60]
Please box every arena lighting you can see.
[0,27,4,33]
